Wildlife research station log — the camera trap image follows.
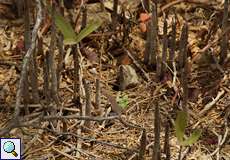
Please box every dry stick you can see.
[152,102,161,160]
[24,0,31,51]
[161,13,168,78]
[178,146,182,160]
[141,0,150,12]
[23,138,56,158]
[42,114,145,131]
[16,0,23,17]
[210,125,229,157]
[43,118,143,152]
[52,147,78,160]
[14,0,42,119]
[29,6,39,104]
[0,123,15,137]
[210,49,224,74]
[171,60,178,96]
[219,0,229,64]
[199,90,225,116]
[179,23,189,112]
[160,0,213,14]
[144,20,151,64]
[0,1,42,134]
[179,147,190,160]
[44,51,51,104]
[0,60,18,67]
[75,44,85,158]
[25,0,40,104]
[57,34,66,132]
[4,114,142,154]
[57,34,64,90]
[23,68,30,115]
[42,115,119,122]
[81,5,87,29]
[124,48,150,82]
[121,7,129,44]
[51,131,138,152]
[178,22,190,158]
[169,16,176,68]
[50,3,59,105]
[163,119,170,160]
[74,1,84,32]
[112,0,119,30]
[35,117,141,153]
[152,3,158,69]
[95,36,104,111]
[49,3,59,129]
[73,45,80,110]
[23,0,31,115]
[95,79,101,109]
[179,23,188,69]
[73,45,84,113]
[128,154,138,160]
[30,46,39,104]
[145,3,157,69]
[198,26,230,55]
[83,79,91,128]
[138,129,147,160]
[22,122,48,156]
[38,40,49,105]
[52,136,101,160]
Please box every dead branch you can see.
[199,90,225,116]
[50,130,139,152]
[161,13,168,78]
[52,147,78,160]
[152,102,161,160]
[164,119,171,160]
[179,23,189,112]
[210,124,229,157]
[219,0,229,64]
[139,129,146,160]
[83,79,92,128]
[144,3,158,69]
[14,0,43,119]
[160,0,215,14]
[42,115,119,123]
[169,16,176,68]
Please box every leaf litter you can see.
[0,0,229,159]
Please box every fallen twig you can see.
[46,129,139,152]
[42,115,119,122]
[52,147,77,160]
[160,0,215,14]
[0,0,43,137]
[199,90,225,116]
[14,0,43,119]
[210,125,229,157]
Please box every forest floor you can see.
[0,0,229,159]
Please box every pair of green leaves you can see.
[51,7,102,45]
[175,111,202,146]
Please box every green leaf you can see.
[116,93,129,109]
[74,20,102,44]
[175,111,187,142]
[181,130,202,146]
[51,7,102,45]
[53,10,77,45]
